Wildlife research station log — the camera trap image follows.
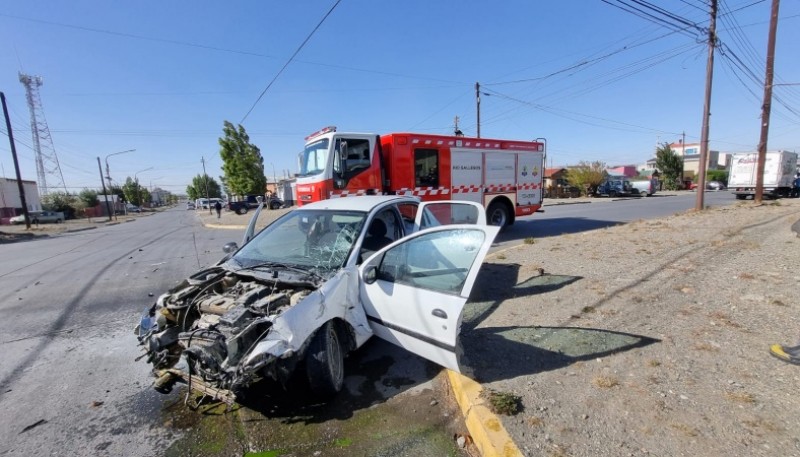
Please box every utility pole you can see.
[201,156,211,214]
[97,157,112,221]
[681,131,686,186]
[1,92,31,229]
[475,82,481,138]
[755,0,781,203]
[696,0,717,211]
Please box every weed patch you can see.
[481,388,522,416]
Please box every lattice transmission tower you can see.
[19,73,67,195]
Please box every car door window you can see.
[377,228,487,295]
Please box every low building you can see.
[0,177,41,222]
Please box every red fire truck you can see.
[295,126,546,226]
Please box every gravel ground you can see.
[462,199,800,457]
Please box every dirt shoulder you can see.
[462,199,800,456]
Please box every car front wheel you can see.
[305,321,344,398]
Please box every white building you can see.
[0,177,41,217]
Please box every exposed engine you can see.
[137,268,312,396]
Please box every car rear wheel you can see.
[305,321,344,398]
[270,200,282,210]
[236,207,248,215]
[640,190,649,197]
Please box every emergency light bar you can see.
[305,126,337,141]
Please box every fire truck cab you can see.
[296,126,546,227]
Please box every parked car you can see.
[708,181,726,191]
[228,195,284,214]
[10,210,65,225]
[135,196,497,403]
[126,204,142,213]
[186,201,195,210]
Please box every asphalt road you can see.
[0,208,467,457]
[0,191,737,456]
[0,208,230,456]
[499,190,736,244]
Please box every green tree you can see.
[122,177,147,206]
[186,174,222,200]
[565,161,607,196]
[707,169,728,184]
[78,189,99,208]
[655,142,683,190]
[41,191,77,219]
[219,121,266,196]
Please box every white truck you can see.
[728,151,798,200]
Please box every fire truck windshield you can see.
[298,138,330,177]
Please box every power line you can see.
[239,0,342,124]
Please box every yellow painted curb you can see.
[447,370,523,457]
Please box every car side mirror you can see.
[223,242,239,253]
[364,265,378,284]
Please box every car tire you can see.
[236,207,248,215]
[486,201,510,227]
[56,219,63,224]
[609,190,618,198]
[640,190,649,197]
[305,321,345,398]
[270,201,281,210]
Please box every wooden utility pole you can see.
[754,0,781,203]
[696,0,717,211]
[1,92,31,229]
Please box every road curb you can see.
[203,222,247,230]
[447,371,523,457]
[792,218,800,237]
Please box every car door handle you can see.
[432,309,447,319]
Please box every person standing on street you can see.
[214,200,222,219]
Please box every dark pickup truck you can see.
[227,195,284,214]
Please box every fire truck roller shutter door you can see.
[450,150,483,204]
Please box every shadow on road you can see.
[497,217,625,243]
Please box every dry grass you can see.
[742,418,783,433]
[524,237,535,244]
[694,342,720,352]
[592,376,619,388]
[647,359,661,367]
[670,422,699,437]
[708,311,742,328]
[725,391,756,404]
[527,416,544,427]
[738,272,755,280]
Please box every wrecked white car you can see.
[136,196,498,403]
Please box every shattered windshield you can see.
[231,209,367,275]
[298,138,330,177]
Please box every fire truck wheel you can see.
[487,201,510,227]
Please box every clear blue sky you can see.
[1,0,798,195]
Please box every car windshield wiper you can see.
[235,261,325,281]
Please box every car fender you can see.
[243,267,373,366]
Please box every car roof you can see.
[295,195,419,212]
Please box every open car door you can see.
[359,224,499,372]
[412,200,486,232]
